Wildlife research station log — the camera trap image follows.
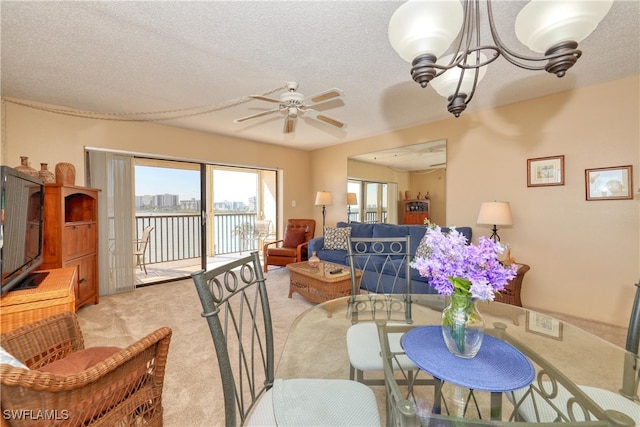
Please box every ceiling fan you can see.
[234,82,346,133]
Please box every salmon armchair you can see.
[263,219,316,272]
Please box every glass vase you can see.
[308,251,320,268]
[441,292,485,358]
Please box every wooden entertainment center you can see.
[40,184,100,310]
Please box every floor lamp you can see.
[476,201,513,242]
[347,193,357,223]
[315,191,333,235]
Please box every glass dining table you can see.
[275,294,639,425]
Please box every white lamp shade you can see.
[515,0,613,53]
[477,202,513,226]
[347,193,358,205]
[315,191,333,206]
[388,0,464,62]
[430,52,488,98]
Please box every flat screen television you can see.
[1,165,47,296]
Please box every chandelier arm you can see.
[486,0,582,73]
[459,5,483,109]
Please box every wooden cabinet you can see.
[40,184,99,309]
[403,199,430,224]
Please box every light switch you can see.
[291,200,296,207]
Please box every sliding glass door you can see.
[133,159,276,285]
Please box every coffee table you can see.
[287,261,360,305]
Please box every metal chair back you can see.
[191,252,274,427]
[346,235,413,324]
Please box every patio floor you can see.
[134,252,282,286]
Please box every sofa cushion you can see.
[372,223,410,238]
[324,226,351,250]
[317,249,348,265]
[337,221,375,238]
[37,346,121,375]
[283,228,307,248]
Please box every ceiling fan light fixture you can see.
[389,0,613,117]
[235,82,346,134]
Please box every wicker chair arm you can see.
[1,327,171,426]
[1,327,171,391]
[0,312,84,368]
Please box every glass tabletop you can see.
[276,294,639,425]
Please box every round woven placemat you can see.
[402,325,535,392]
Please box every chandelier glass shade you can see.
[388,0,614,117]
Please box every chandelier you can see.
[388,0,614,117]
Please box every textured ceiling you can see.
[2,1,639,154]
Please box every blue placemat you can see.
[402,325,535,392]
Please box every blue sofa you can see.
[308,222,472,294]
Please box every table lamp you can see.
[347,192,357,223]
[315,191,333,234]
[476,201,512,242]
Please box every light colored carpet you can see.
[77,266,314,427]
[77,267,628,426]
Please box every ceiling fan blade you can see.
[304,109,347,129]
[308,88,343,104]
[249,95,282,103]
[283,115,296,133]
[233,108,279,123]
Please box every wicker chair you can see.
[0,312,172,426]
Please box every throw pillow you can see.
[0,346,28,370]
[324,226,351,250]
[37,346,121,375]
[283,228,307,248]
[415,232,430,259]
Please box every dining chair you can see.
[190,251,381,427]
[134,225,154,275]
[376,321,420,427]
[503,283,640,425]
[346,236,428,387]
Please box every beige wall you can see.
[2,75,638,326]
[1,102,314,237]
[312,75,640,327]
[409,168,446,226]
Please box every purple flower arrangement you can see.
[410,225,517,301]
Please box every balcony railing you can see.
[135,211,388,266]
[135,213,266,266]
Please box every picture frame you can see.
[527,155,564,187]
[526,311,563,341]
[585,165,633,201]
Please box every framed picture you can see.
[527,155,564,187]
[585,165,633,201]
[526,312,563,340]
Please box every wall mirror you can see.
[347,139,447,225]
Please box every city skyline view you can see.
[135,166,257,203]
